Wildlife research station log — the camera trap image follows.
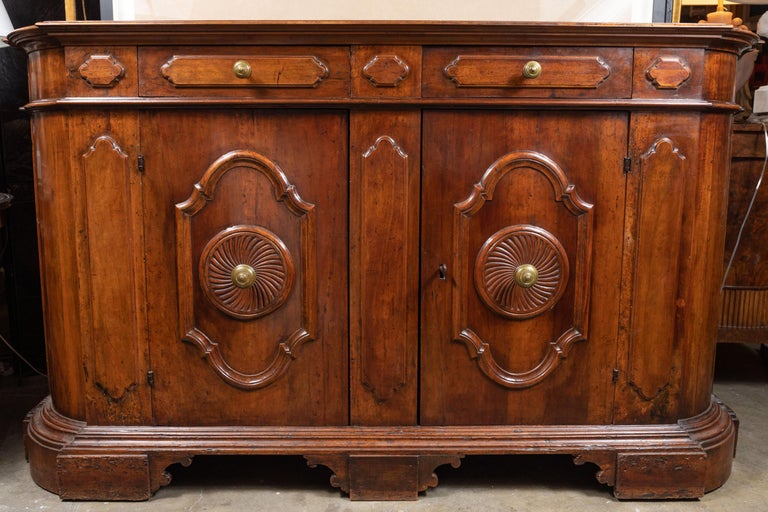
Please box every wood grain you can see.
[10,21,753,501]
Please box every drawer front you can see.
[351,45,422,99]
[632,48,703,100]
[139,47,350,98]
[66,47,138,97]
[423,47,632,98]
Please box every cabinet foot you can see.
[305,454,462,500]
[24,396,736,501]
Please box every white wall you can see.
[113,0,654,23]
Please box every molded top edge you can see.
[7,21,759,53]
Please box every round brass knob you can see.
[233,60,252,79]
[231,263,257,288]
[522,60,542,79]
[514,264,539,288]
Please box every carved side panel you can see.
[349,111,420,425]
[357,137,410,404]
[626,138,687,403]
[453,151,593,389]
[76,128,150,425]
[175,150,316,390]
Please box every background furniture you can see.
[721,121,768,359]
[9,21,756,501]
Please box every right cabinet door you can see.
[419,110,628,425]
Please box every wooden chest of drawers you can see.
[8,21,757,501]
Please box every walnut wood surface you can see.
[9,21,755,501]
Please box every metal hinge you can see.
[147,370,155,387]
[623,157,631,175]
[612,368,619,383]
[137,154,145,173]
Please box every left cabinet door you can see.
[141,109,349,426]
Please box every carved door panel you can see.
[419,111,628,425]
[141,110,349,426]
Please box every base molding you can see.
[24,396,737,501]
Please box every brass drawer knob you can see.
[522,60,542,79]
[514,264,539,288]
[231,263,257,288]
[233,60,252,79]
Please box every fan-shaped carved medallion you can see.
[475,225,569,319]
[200,225,294,320]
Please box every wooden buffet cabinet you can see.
[8,21,757,501]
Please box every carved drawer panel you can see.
[351,46,422,98]
[632,49,703,99]
[139,46,349,98]
[65,47,138,97]
[423,47,632,99]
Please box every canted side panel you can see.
[617,112,722,423]
[26,48,66,102]
[71,112,152,425]
[626,137,687,410]
[142,110,348,426]
[681,113,733,412]
[420,110,627,426]
[30,113,86,421]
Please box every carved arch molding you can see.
[453,151,594,389]
[176,150,316,390]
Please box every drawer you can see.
[423,47,632,99]
[632,49,703,100]
[66,47,138,97]
[351,45,422,99]
[139,47,350,98]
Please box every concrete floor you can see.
[1,343,766,512]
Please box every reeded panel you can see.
[175,149,316,390]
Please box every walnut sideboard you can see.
[8,21,757,501]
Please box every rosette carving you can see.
[475,225,568,320]
[175,149,316,390]
[200,226,294,320]
[453,150,593,389]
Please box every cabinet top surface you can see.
[7,21,758,52]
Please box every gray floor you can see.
[1,343,766,512]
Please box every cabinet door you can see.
[420,111,627,425]
[141,110,349,426]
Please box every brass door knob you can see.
[233,60,252,79]
[522,60,542,79]
[231,264,257,288]
[514,264,539,288]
